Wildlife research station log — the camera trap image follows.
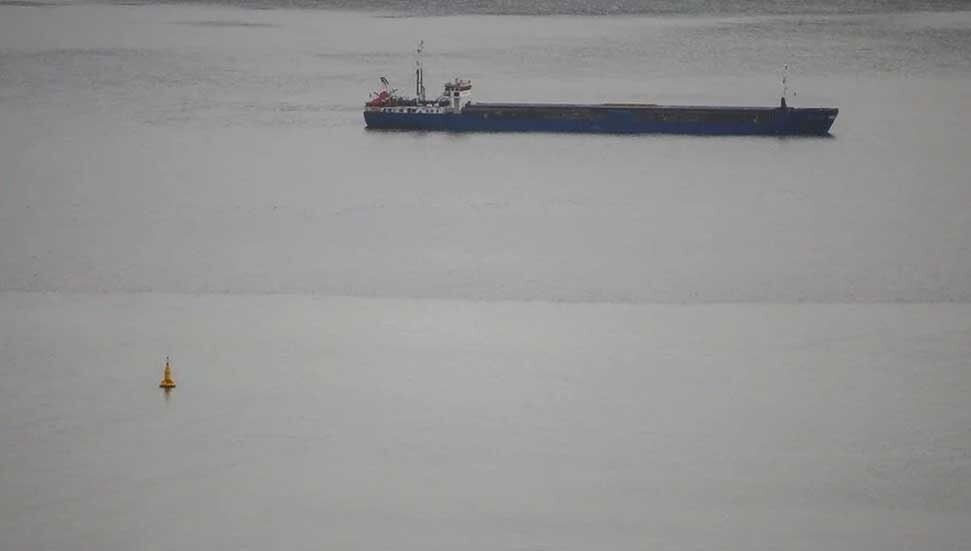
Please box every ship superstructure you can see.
[364,41,472,115]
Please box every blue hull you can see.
[364,103,837,136]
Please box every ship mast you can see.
[416,40,426,102]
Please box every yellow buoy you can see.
[159,357,176,389]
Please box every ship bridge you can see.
[443,79,472,111]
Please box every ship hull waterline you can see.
[364,103,838,136]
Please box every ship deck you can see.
[465,102,836,113]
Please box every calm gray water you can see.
[1,1,970,549]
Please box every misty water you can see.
[1,1,970,549]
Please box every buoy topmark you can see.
[159,357,176,389]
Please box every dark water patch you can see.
[272,101,331,112]
[103,0,971,16]
[658,13,971,76]
[314,51,405,61]
[174,19,278,27]
[12,47,174,60]
[140,98,358,127]
[0,0,60,6]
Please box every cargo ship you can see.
[364,44,838,136]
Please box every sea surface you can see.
[1,1,970,549]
